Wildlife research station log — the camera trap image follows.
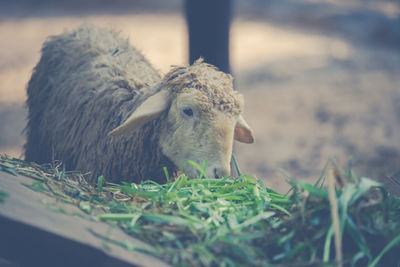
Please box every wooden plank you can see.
[0,172,170,267]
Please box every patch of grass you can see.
[0,154,399,266]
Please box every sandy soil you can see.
[1,6,399,194]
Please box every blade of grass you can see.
[97,175,105,191]
[368,234,400,267]
[232,155,241,177]
[327,168,343,267]
[163,167,170,183]
[323,225,334,262]
[181,160,209,179]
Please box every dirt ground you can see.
[1,1,399,194]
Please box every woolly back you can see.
[24,24,162,173]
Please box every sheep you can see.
[24,24,254,184]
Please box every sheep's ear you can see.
[234,115,254,144]
[108,90,169,136]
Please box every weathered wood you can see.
[0,172,170,267]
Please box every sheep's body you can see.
[25,25,254,184]
[25,25,173,183]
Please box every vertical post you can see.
[184,0,232,74]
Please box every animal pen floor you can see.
[0,1,400,194]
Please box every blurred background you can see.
[1,0,399,193]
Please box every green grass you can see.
[0,155,399,266]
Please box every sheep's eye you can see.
[182,107,194,117]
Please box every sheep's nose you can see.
[213,167,230,179]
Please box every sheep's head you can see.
[109,59,254,179]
